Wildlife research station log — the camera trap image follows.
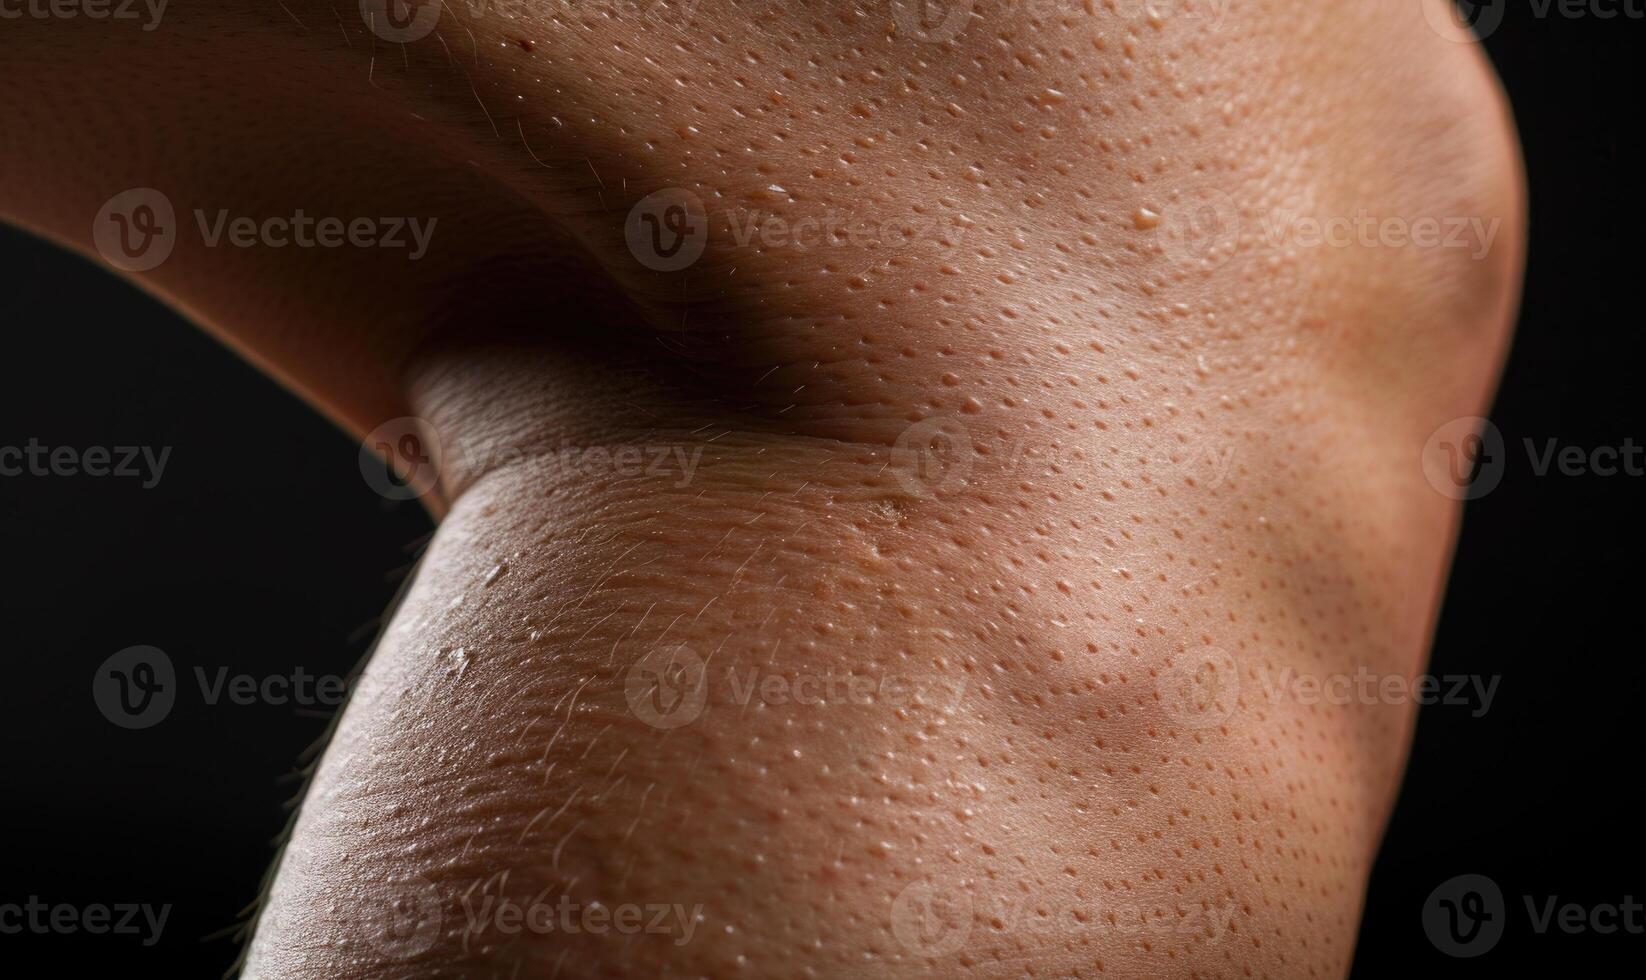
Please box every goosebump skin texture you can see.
[0,2,1524,977]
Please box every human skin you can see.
[1,1,1523,976]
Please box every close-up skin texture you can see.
[0,1,1524,977]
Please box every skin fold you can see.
[1,1,1524,976]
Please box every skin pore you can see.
[1,1,1523,976]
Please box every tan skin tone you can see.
[2,2,1523,976]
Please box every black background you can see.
[1,7,1640,975]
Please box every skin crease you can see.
[0,1,1524,977]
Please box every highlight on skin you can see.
[0,1,1524,976]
